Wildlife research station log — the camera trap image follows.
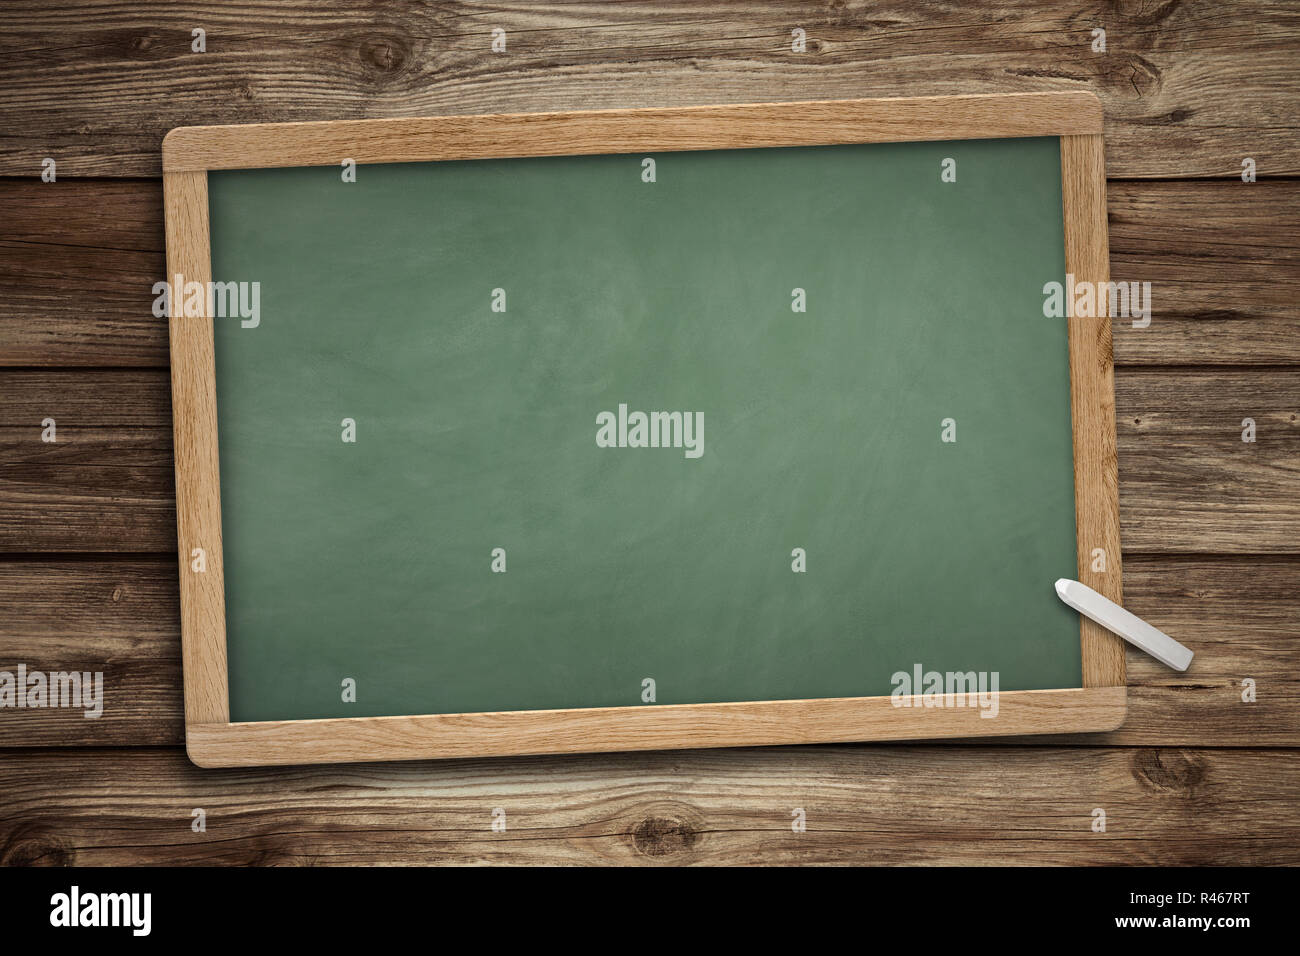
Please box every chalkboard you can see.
[164,95,1126,766]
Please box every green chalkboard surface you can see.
[208,135,1080,723]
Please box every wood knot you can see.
[1,832,75,867]
[123,32,169,61]
[1118,55,1163,98]
[359,35,411,74]
[1132,748,1207,794]
[631,814,699,858]
[1127,0,1184,27]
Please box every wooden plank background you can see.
[1,0,1297,865]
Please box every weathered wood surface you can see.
[1,747,1296,865]
[3,367,1296,553]
[4,179,1297,368]
[1115,368,1300,553]
[0,559,183,747]
[2,0,1298,867]
[0,179,164,366]
[1107,181,1300,365]
[0,1,1297,178]
[0,371,176,553]
[1,556,1293,749]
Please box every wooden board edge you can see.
[1060,133,1126,688]
[162,92,1104,172]
[163,168,230,726]
[185,686,1127,767]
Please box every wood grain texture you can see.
[0,179,165,366]
[2,746,1297,865]
[5,367,1296,554]
[0,371,176,551]
[1,556,1294,750]
[163,169,229,728]
[5,179,1297,369]
[1117,368,1300,552]
[0,559,183,746]
[0,1,1296,177]
[185,689,1126,768]
[1061,133,1125,688]
[1108,181,1300,365]
[161,92,1101,171]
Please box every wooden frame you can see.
[163,93,1124,767]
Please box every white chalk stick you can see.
[1055,578,1194,672]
